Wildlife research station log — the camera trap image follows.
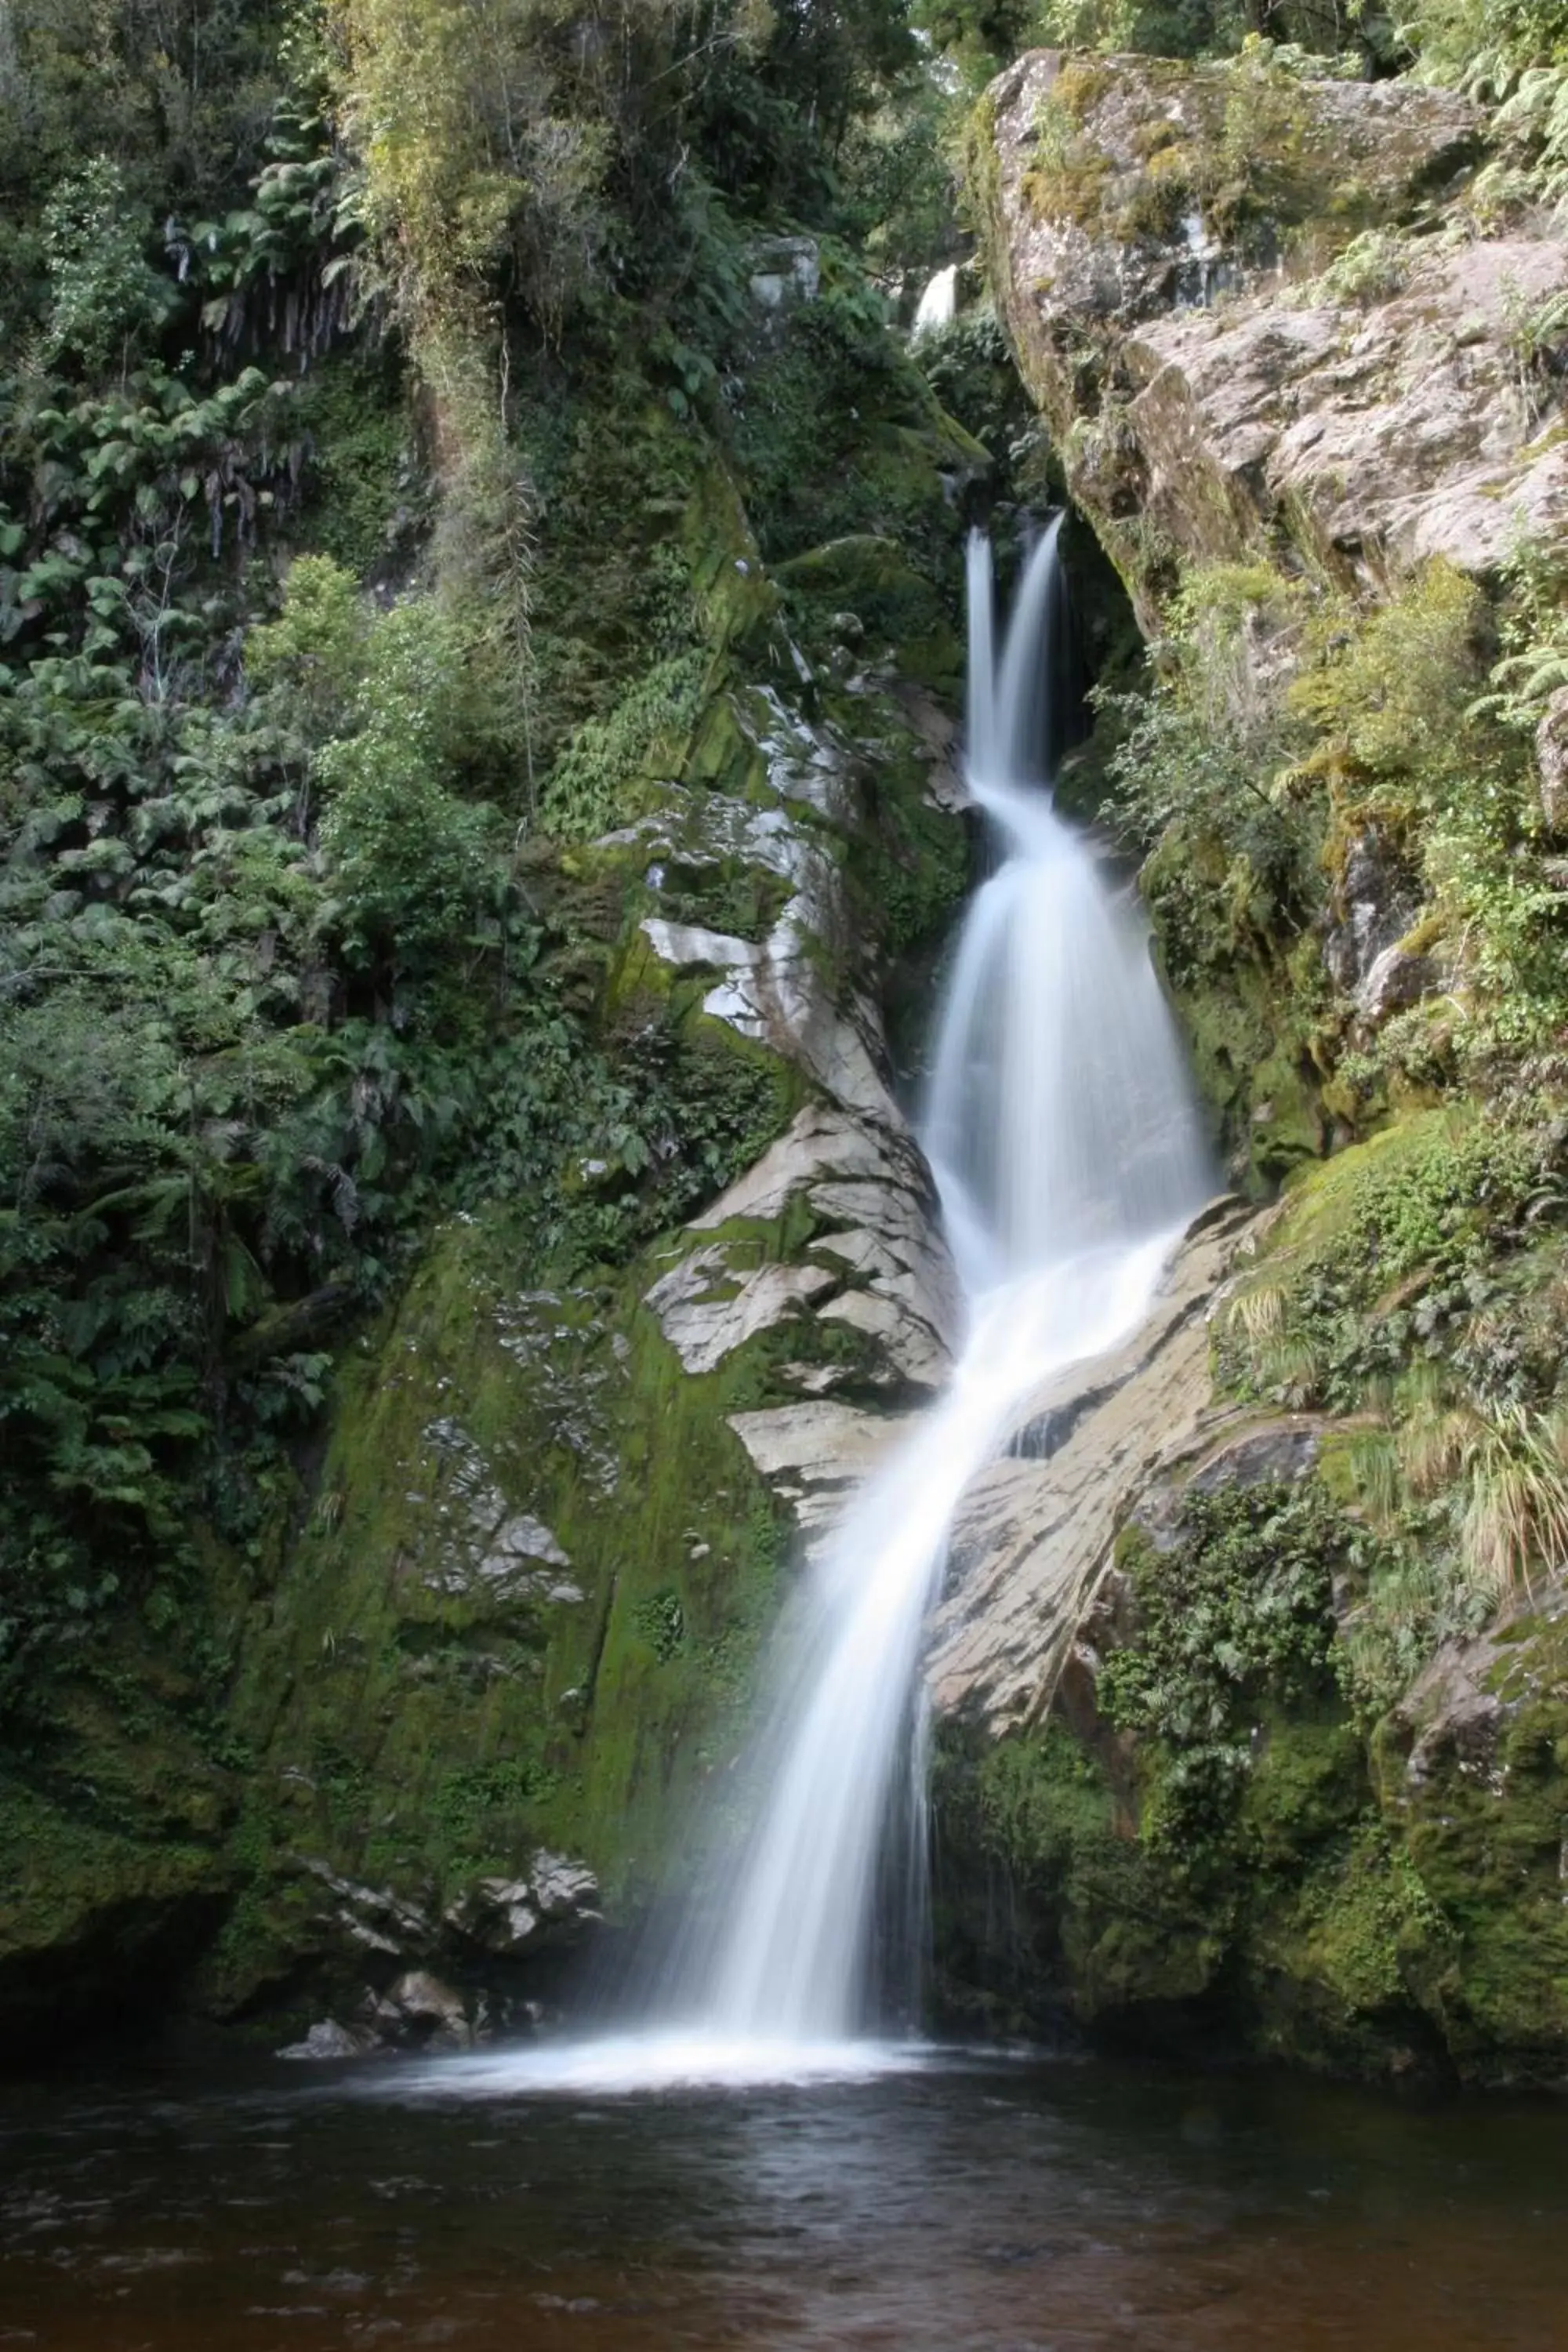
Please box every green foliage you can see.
[1472,533,1568,731]
[1112,547,1563,1113]
[913,307,1049,500]
[246,554,371,737]
[41,158,172,372]
[539,653,707,841]
[915,0,1255,82]
[1103,564,1316,982]
[1218,1116,1568,1697]
[1,0,289,215]
[312,595,503,964]
[1304,225,1410,305]
[0,0,971,2024]
[287,356,412,575]
[837,82,964,276]
[1406,0,1568,83]
[1101,1484,1347,1852]
[1290,559,1485,789]
[631,1587,687,1661]
[1221,1113,1552,1405]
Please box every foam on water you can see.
[380,2031,929,2100]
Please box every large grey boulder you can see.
[980,49,1567,617]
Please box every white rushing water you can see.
[911,263,958,339]
[392,522,1210,2097]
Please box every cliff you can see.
[927,42,1568,2089]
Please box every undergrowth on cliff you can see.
[1215,1112,1568,1691]
[0,0,975,1733]
[1102,1483,1346,1853]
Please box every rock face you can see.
[929,1113,1568,2089]
[927,1196,1261,1731]
[1537,687,1568,834]
[979,49,1567,621]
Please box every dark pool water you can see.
[4,2045,1568,2350]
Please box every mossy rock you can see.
[0,1780,236,2036]
[201,1201,826,2016]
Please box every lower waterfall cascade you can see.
[401,521,1213,2095]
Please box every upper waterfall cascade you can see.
[911,263,958,339]
[414,522,1212,2093]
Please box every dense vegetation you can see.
[0,0,980,1733]
[916,0,1568,2082]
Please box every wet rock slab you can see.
[926,1196,1267,1732]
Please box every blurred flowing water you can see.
[5,535,1568,2352]
[527,520,1210,2088]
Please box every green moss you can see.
[1394,1617,1568,2072]
[199,1148,892,2011]
[728,243,983,586]
[1102,1481,1347,1855]
[0,1777,232,2020]
[776,533,960,688]
[1218,1109,1555,1413]
[1242,1710,1367,1867]
[540,651,708,840]
[1022,85,1114,230]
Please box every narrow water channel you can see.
[4,2049,1566,2349]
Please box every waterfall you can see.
[675,521,1210,2055]
[416,523,1210,2094]
[911,263,958,339]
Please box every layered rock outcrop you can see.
[979,48,1568,622]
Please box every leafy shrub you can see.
[247,554,372,738]
[1101,1483,1345,1852]
[539,652,706,841]
[1306,227,1410,306]
[1102,562,1316,978]
[42,158,172,371]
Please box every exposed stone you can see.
[444,1850,601,1955]
[727,1399,917,1538]
[297,1860,437,1959]
[489,1515,571,1569]
[925,1198,1264,1732]
[382,1969,472,2049]
[277,2016,372,2061]
[1323,831,1421,997]
[636,776,898,1124]
[645,1101,960,1401]
[531,1851,600,1920]
[1537,687,1568,835]
[1355,942,1439,1025]
[893,681,969,811]
[748,233,820,313]
[981,50,1567,615]
[644,1248,837,1377]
